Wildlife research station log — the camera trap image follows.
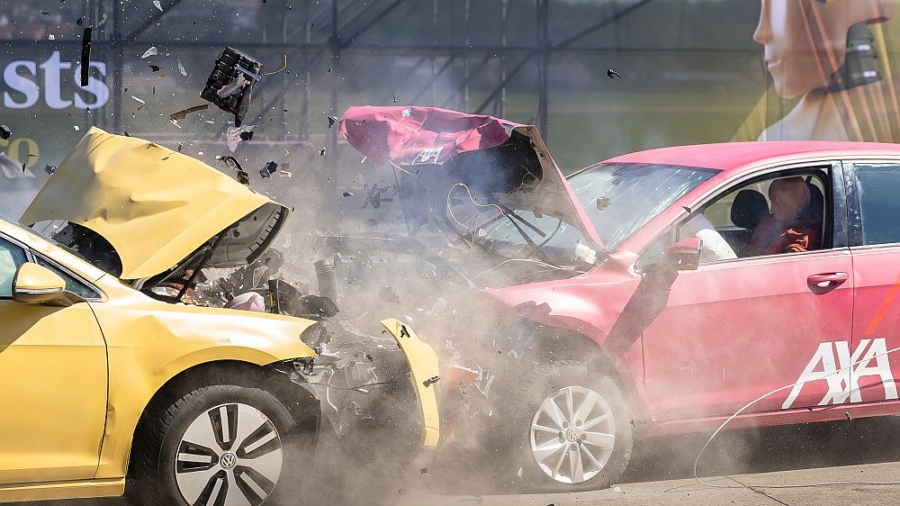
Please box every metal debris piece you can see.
[74,125,80,131]
[149,64,161,72]
[0,125,11,140]
[259,161,277,178]
[319,147,326,156]
[392,92,397,103]
[607,68,622,79]
[80,27,92,86]
[342,192,353,197]
[44,165,57,175]
[327,115,338,128]
[216,155,249,185]
[177,59,187,76]
[422,375,440,388]
[379,286,400,304]
[278,170,291,178]
[169,103,209,121]
[141,46,158,58]
[200,47,263,127]
[48,34,56,40]
[153,0,163,12]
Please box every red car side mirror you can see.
[666,237,702,271]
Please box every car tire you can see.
[512,360,633,492]
[133,384,310,506]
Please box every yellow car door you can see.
[0,236,108,484]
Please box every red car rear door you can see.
[846,161,900,408]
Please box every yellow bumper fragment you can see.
[380,318,441,448]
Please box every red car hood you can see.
[340,106,604,251]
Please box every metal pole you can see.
[301,0,311,141]
[499,0,509,118]
[111,0,123,134]
[538,0,549,140]
[462,0,470,111]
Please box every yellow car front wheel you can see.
[132,384,310,506]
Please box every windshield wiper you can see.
[495,206,553,265]
[495,202,546,238]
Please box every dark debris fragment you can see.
[319,147,326,156]
[0,125,11,140]
[259,161,277,178]
[169,103,209,121]
[44,165,57,175]
[327,115,338,128]
[240,130,254,141]
[149,64,161,72]
[606,68,622,79]
[76,16,84,26]
[422,376,440,388]
[80,27,93,86]
[342,192,353,197]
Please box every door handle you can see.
[807,272,848,290]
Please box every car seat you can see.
[729,189,769,256]
[800,182,825,249]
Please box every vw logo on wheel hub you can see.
[221,452,237,470]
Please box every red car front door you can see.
[641,166,854,422]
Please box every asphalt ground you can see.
[14,417,900,505]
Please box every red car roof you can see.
[602,141,900,174]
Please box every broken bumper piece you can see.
[282,319,440,450]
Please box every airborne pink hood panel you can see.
[340,106,522,166]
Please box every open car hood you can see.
[340,106,604,251]
[20,127,289,282]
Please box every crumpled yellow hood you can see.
[21,127,288,281]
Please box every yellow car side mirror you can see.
[13,263,67,304]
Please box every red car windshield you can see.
[570,163,719,250]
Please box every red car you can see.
[339,107,900,490]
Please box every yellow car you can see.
[0,128,439,505]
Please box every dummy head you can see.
[769,177,811,222]
[753,0,891,99]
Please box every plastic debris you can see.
[259,161,277,178]
[141,46,158,58]
[80,27,92,86]
[48,34,55,40]
[153,0,163,12]
[177,59,187,76]
[131,95,146,111]
[226,125,254,152]
[0,125,11,140]
[74,125,80,131]
[169,104,208,121]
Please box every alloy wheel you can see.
[529,385,616,484]
[174,402,284,506]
